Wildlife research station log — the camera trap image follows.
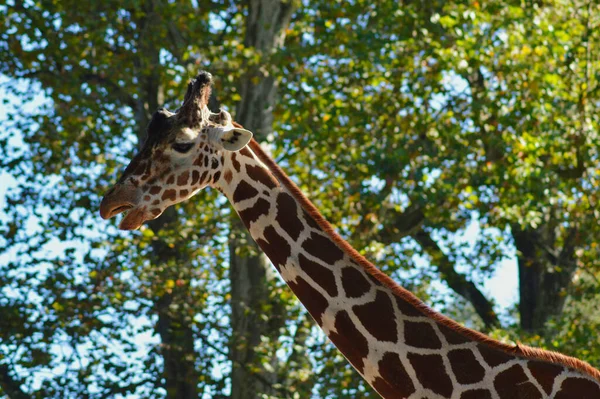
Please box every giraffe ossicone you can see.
[100,71,600,398]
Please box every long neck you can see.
[214,141,600,398]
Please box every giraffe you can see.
[99,72,600,398]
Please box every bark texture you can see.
[229,2,296,398]
[513,225,578,332]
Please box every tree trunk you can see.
[229,2,295,398]
[512,225,578,333]
[229,224,283,399]
[235,0,295,139]
[154,285,197,399]
[134,2,198,396]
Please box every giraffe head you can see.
[99,72,253,230]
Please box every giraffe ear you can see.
[212,127,253,152]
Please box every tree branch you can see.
[356,197,498,329]
[412,230,500,329]
[372,203,426,243]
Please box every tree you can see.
[0,1,273,397]
[278,0,600,342]
[1,0,599,398]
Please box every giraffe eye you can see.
[172,142,194,153]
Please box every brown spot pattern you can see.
[247,164,278,188]
[224,169,233,184]
[298,254,337,297]
[353,291,397,342]
[404,321,442,349]
[180,189,188,197]
[177,171,189,186]
[233,180,259,203]
[341,267,371,298]
[166,174,175,185]
[212,171,221,183]
[149,186,161,195]
[528,360,565,395]
[556,378,600,399]
[255,226,290,272]
[191,170,200,185]
[199,171,208,185]
[371,352,415,398]
[133,161,147,176]
[302,209,321,230]
[395,296,425,318]
[231,152,241,172]
[437,323,471,345]
[477,344,513,368]
[161,189,177,201]
[365,272,384,287]
[239,198,270,229]
[461,389,492,399]
[276,192,304,240]
[407,353,453,397]
[448,349,485,384]
[239,147,253,159]
[328,310,369,374]
[302,232,344,264]
[288,276,328,325]
[494,364,542,399]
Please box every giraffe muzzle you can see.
[99,184,141,221]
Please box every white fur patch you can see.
[362,356,382,384]
[320,309,338,335]
[280,260,300,283]
[179,127,197,141]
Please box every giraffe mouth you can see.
[99,183,143,226]
[99,202,135,220]
[112,205,134,215]
[118,207,147,230]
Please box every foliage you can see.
[0,0,599,398]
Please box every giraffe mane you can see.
[244,136,600,382]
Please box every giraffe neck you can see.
[214,140,600,398]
